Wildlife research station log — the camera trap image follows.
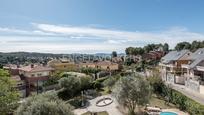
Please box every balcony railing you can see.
[196,66,204,72]
[181,64,189,69]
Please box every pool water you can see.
[160,112,178,115]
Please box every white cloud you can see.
[0,23,204,53]
[34,23,204,46]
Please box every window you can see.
[37,73,42,76]
[31,74,35,77]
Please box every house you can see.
[48,59,77,72]
[3,64,19,75]
[96,61,119,71]
[181,48,204,94]
[11,75,26,98]
[79,61,119,71]
[18,64,54,96]
[159,50,191,84]
[143,51,165,61]
[111,57,123,63]
[126,55,142,63]
[3,64,26,97]
[142,53,157,61]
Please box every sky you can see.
[0,0,204,54]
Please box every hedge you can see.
[149,76,204,115]
[169,89,204,115]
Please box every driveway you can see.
[170,83,204,105]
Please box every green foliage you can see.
[81,67,101,75]
[79,76,92,90]
[125,47,145,55]
[148,76,204,115]
[95,76,108,83]
[175,42,191,51]
[58,76,80,99]
[112,75,151,115]
[67,97,84,109]
[16,91,74,115]
[169,90,204,115]
[174,40,204,51]
[163,43,169,52]
[93,81,102,90]
[0,69,19,114]
[125,43,166,56]
[112,51,117,57]
[103,75,120,91]
[43,76,59,87]
[58,75,92,100]
[147,75,166,96]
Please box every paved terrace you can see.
[73,95,123,115]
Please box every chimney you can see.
[31,64,34,68]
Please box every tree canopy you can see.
[125,43,166,55]
[16,91,74,115]
[174,40,204,51]
[0,69,19,114]
[163,43,169,52]
[112,51,117,57]
[112,75,151,115]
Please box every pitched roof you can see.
[186,48,204,69]
[161,50,190,63]
[19,65,54,72]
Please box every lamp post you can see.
[81,91,84,107]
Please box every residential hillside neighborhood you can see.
[1,41,204,115]
[1,1,204,115]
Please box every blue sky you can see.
[0,0,204,53]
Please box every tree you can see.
[163,43,169,52]
[112,51,117,58]
[112,75,151,115]
[103,75,119,91]
[79,75,92,90]
[16,91,74,115]
[175,42,191,51]
[0,69,19,114]
[81,67,101,75]
[191,40,202,51]
[125,47,135,55]
[58,76,80,98]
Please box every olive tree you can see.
[58,76,80,99]
[112,75,151,115]
[16,91,74,115]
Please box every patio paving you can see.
[73,95,123,115]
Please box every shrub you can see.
[16,91,74,115]
[93,81,102,90]
[169,89,204,115]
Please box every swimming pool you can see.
[160,112,178,115]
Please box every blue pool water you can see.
[160,112,178,115]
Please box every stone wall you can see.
[175,76,185,85]
[185,79,200,92]
[166,73,175,84]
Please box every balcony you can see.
[181,64,189,69]
[159,63,176,68]
[196,66,204,72]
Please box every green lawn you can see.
[149,94,176,109]
[82,111,109,115]
[99,87,111,95]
